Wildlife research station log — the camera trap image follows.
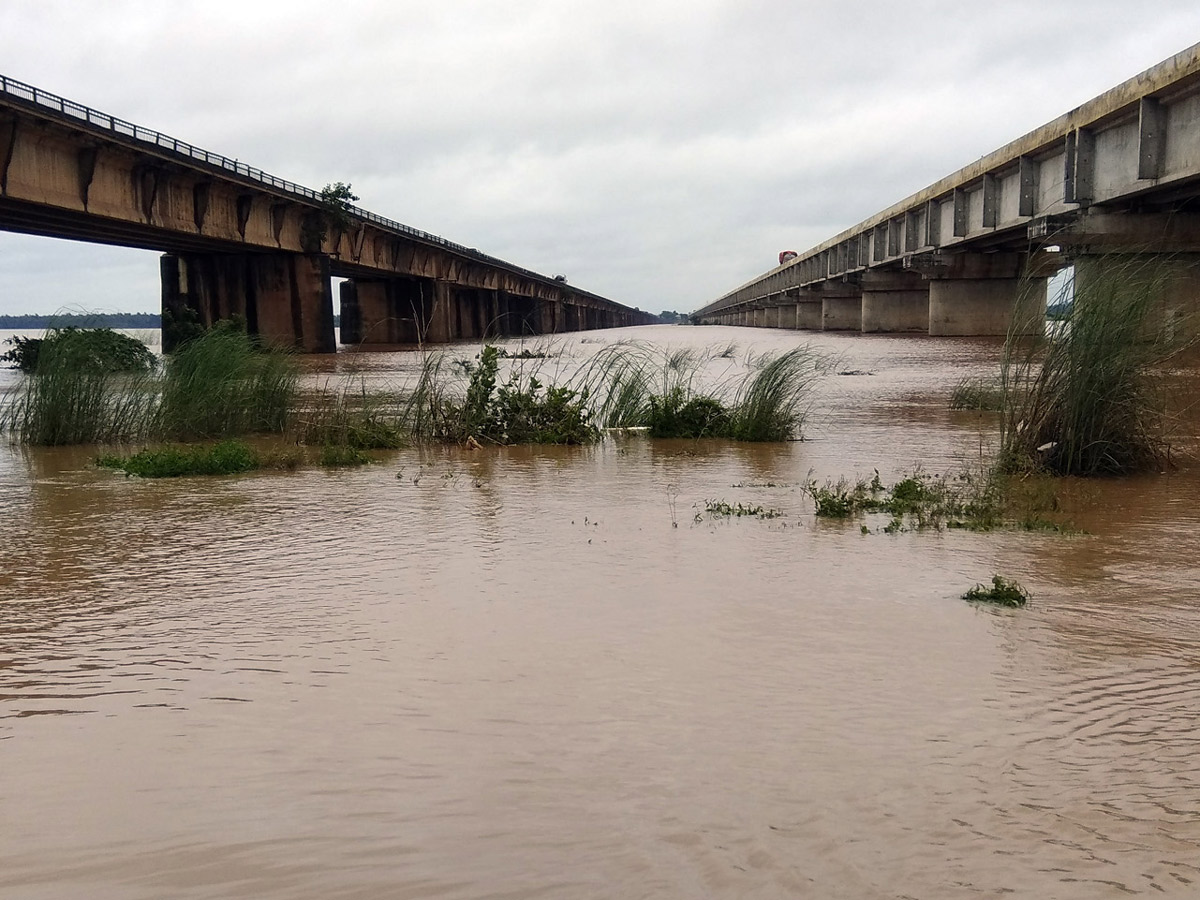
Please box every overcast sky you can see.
[2,1,1199,316]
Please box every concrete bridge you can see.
[694,43,1200,335]
[0,76,655,352]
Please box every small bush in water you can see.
[319,444,372,467]
[434,345,600,445]
[647,388,730,438]
[1,328,157,374]
[962,575,1030,607]
[97,440,260,478]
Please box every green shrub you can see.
[646,388,730,438]
[1,328,157,374]
[319,444,371,467]
[97,440,260,477]
[963,575,1030,607]
[425,345,600,445]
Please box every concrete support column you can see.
[336,276,433,344]
[540,299,558,335]
[162,251,335,353]
[1072,253,1200,340]
[797,302,821,330]
[928,278,1046,336]
[860,272,930,333]
[338,280,362,345]
[778,304,798,329]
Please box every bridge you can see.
[0,76,656,353]
[694,43,1200,335]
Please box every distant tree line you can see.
[0,312,161,329]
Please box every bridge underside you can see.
[1,81,654,352]
[695,43,1200,337]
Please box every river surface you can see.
[2,325,1199,899]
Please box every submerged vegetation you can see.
[963,576,1030,608]
[949,376,1003,412]
[806,469,1070,533]
[98,440,263,478]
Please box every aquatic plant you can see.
[299,381,406,449]
[319,444,372,467]
[702,499,783,519]
[962,575,1030,607]
[156,325,298,440]
[1000,254,1198,475]
[0,333,156,445]
[576,342,820,440]
[806,468,1069,533]
[949,376,1003,411]
[726,348,819,441]
[1,327,157,374]
[97,440,261,478]
[412,345,599,445]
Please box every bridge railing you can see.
[0,74,613,302]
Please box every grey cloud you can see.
[2,1,1200,314]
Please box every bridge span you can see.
[694,43,1200,336]
[0,76,655,352]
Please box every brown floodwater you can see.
[2,325,1199,899]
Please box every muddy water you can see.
[2,325,1199,899]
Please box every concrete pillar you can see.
[540,299,558,335]
[337,276,432,344]
[338,280,362,345]
[797,302,821,330]
[778,304,798,329]
[860,272,930,333]
[928,278,1046,336]
[162,251,335,353]
[1072,253,1200,341]
[822,295,862,331]
[750,308,763,327]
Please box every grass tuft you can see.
[963,575,1030,607]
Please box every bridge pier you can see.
[797,300,822,330]
[927,254,1045,336]
[1072,252,1200,340]
[778,304,798,329]
[817,283,863,331]
[162,252,336,353]
[338,276,433,344]
[860,272,929,333]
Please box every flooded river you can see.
[2,325,1199,899]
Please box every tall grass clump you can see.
[727,348,820,440]
[156,326,298,440]
[1000,255,1198,475]
[298,380,406,449]
[0,329,155,445]
[575,342,821,440]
